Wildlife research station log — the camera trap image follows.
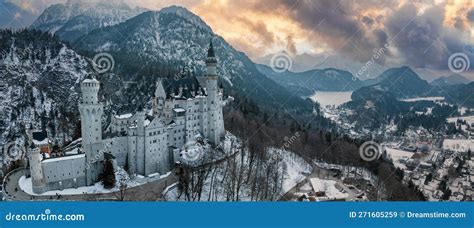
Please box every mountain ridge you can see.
[71,6,314,112]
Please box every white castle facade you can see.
[28,42,225,194]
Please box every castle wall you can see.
[144,126,169,175]
[102,136,128,167]
[41,154,87,192]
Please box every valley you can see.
[0,0,472,203]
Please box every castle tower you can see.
[78,75,103,185]
[205,40,225,144]
[153,78,166,117]
[28,143,46,194]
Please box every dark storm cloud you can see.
[362,16,375,27]
[468,9,474,22]
[275,0,390,62]
[385,4,473,70]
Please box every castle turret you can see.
[78,75,103,185]
[153,78,166,117]
[79,76,103,144]
[205,39,225,144]
[205,39,217,77]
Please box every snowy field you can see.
[309,178,349,200]
[447,115,474,125]
[310,91,353,107]
[400,97,445,102]
[385,148,415,169]
[443,139,474,153]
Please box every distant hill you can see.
[430,82,474,108]
[255,51,387,81]
[430,74,471,87]
[354,66,432,99]
[256,64,364,96]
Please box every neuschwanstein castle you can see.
[27,42,225,194]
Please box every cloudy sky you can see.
[4,0,474,75]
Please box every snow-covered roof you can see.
[115,113,133,119]
[83,78,98,83]
[33,138,49,146]
[32,131,49,146]
[42,154,85,163]
[173,108,186,113]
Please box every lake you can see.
[310,91,353,107]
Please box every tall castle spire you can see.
[205,39,217,76]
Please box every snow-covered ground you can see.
[269,148,312,192]
[164,140,312,201]
[447,115,474,125]
[442,139,473,153]
[309,178,349,200]
[385,148,415,169]
[400,97,445,102]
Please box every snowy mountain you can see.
[30,0,147,42]
[72,6,312,112]
[0,29,93,149]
